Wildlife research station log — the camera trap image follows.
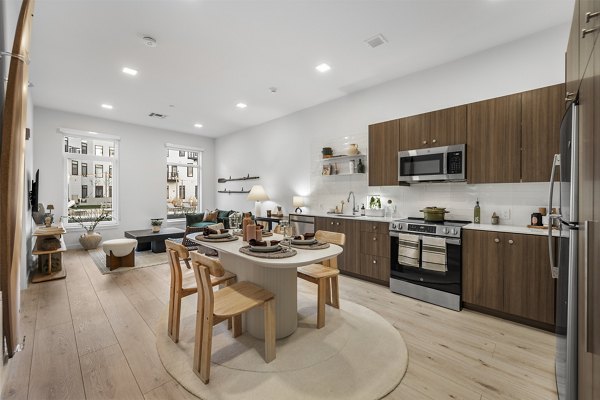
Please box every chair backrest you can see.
[315,230,345,246]
[190,251,226,315]
[314,230,346,269]
[165,239,190,289]
[273,225,282,234]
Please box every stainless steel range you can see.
[389,217,470,311]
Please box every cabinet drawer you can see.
[360,221,389,233]
[360,254,390,282]
[326,218,345,232]
[360,232,389,256]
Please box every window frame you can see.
[71,160,78,176]
[61,128,120,229]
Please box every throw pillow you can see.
[203,210,218,222]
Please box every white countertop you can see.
[187,233,343,268]
[303,213,561,237]
[303,212,395,223]
[464,223,561,237]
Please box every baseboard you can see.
[463,303,555,332]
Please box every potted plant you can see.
[69,206,110,250]
[151,218,163,233]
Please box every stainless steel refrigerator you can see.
[548,102,578,400]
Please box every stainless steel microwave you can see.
[398,144,466,183]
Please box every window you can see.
[166,145,202,219]
[63,130,119,227]
[109,147,115,157]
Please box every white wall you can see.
[33,107,216,248]
[215,24,569,225]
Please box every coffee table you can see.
[124,227,185,253]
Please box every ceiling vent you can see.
[148,112,167,119]
[365,34,388,48]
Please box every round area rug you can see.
[156,292,408,400]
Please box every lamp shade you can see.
[247,185,269,201]
[293,196,305,207]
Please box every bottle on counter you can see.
[357,159,365,173]
[474,199,481,224]
[242,213,252,241]
[360,204,365,216]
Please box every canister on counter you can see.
[531,212,543,226]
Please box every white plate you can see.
[249,245,282,253]
[291,238,317,245]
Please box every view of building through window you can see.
[166,147,200,219]
[64,134,118,226]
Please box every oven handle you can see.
[389,232,461,245]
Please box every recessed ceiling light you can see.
[236,103,247,109]
[101,104,113,110]
[194,123,203,128]
[315,63,331,73]
[122,67,138,76]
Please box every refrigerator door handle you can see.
[584,220,592,353]
[547,153,560,278]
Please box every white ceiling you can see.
[28,0,573,138]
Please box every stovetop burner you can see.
[399,217,472,227]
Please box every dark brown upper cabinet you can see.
[368,119,399,186]
[467,93,522,184]
[521,84,564,182]
[398,106,466,151]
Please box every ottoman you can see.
[103,239,137,271]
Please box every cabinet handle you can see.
[586,11,600,23]
[508,239,514,245]
[582,27,598,38]
[372,225,377,230]
[372,237,377,241]
[330,222,334,225]
[372,259,377,264]
[336,222,340,226]
[494,238,500,243]
[422,140,428,145]
[565,92,575,102]
[432,139,437,144]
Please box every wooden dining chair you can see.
[297,230,345,329]
[190,251,276,383]
[165,240,236,343]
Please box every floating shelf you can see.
[218,188,251,194]
[320,154,366,163]
[322,172,366,177]
[218,174,259,183]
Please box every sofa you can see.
[185,210,253,229]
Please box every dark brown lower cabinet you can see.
[313,216,389,285]
[463,230,556,329]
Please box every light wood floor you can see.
[2,250,557,400]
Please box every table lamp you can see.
[247,185,269,217]
[293,196,305,213]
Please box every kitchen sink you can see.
[327,213,364,218]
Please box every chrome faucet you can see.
[347,191,357,215]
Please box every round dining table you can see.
[187,233,342,339]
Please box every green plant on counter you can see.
[150,218,164,226]
[369,196,381,209]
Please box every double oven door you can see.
[390,232,462,295]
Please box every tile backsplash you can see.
[309,133,551,226]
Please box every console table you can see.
[32,226,67,283]
[124,227,185,253]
